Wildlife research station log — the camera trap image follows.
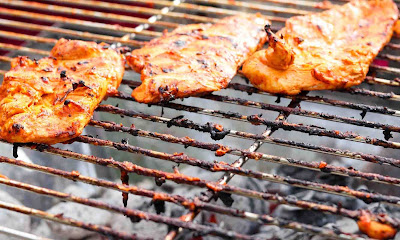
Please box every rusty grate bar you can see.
[0,174,259,240]
[89,119,400,185]
[0,42,50,56]
[0,6,161,38]
[3,145,399,233]
[190,0,311,15]
[1,0,179,29]
[113,89,400,135]
[0,156,371,240]
[0,19,144,46]
[93,102,400,166]
[125,0,288,22]
[70,135,400,207]
[89,118,400,167]
[97,103,400,151]
[0,200,143,240]
[227,81,400,116]
[55,0,218,23]
[0,226,52,240]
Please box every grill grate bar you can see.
[98,103,400,151]
[71,135,400,207]
[0,174,258,240]
[365,76,400,87]
[124,0,288,22]
[0,19,144,46]
[0,6,161,38]
[189,0,311,15]
[1,0,179,29]
[228,82,400,116]
[0,30,57,44]
[55,0,218,23]
[0,226,52,240]
[0,42,50,56]
[89,119,400,186]
[0,154,377,239]
[91,110,400,167]
[6,141,400,232]
[122,80,400,118]
[0,200,142,240]
[198,93,400,130]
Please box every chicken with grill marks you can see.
[126,14,269,103]
[242,0,398,95]
[0,38,125,144]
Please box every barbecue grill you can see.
[0,0,400,239]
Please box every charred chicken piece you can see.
[0,38,125,144]
[357,210,397,240]
[126,14,269,103]
[242,0,398,95]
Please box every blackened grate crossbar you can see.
[0,0,399,239]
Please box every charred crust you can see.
[77,61,89,65]
[42,67,53,72]
[72,80,91,90]
[41,76,49,83]
[12,123,24,133]
[60,70,67,79]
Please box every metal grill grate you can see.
[0,0,400,239]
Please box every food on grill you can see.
[242,0,398,95]
[126,14,269,103]
[357,211,397,240]
[0,38,125,144]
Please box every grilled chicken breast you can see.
[0,38,125,144]
[126,14,269,103]
[242,0,398,95]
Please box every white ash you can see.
[0,190,31,240]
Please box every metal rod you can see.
[0,30,57,44]
[89,119,400,186]
[57,0,218,23]
[0,6,161,38]
[1,0,179,29]
[0,42,50,56]
[0,200,141,240]
[0,19,144,46]
[190,0,310,15]
[0,164,371,240]
[121,80,400,132]
[250,0,323,8]
[122,0,287,22]
[98,103,400,151]
[0,151,397,230]
[226,81,400,116]
[0,175,255,240]
[0,226,52,240]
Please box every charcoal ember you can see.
[152,199,166,214]
[197,177,270,237]
[44,201,114,239]
[253,225,312,240]
[0,190,31,240]
[395,231,400,240]
[324,218,359,234]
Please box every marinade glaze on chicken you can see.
[243,0,398,95]
[0,39,125,144]
[126,14,269,103]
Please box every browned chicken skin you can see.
[357,210,397,240]
[0,38,125,144]
[126,14,269,103]
[243,0,398,95]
